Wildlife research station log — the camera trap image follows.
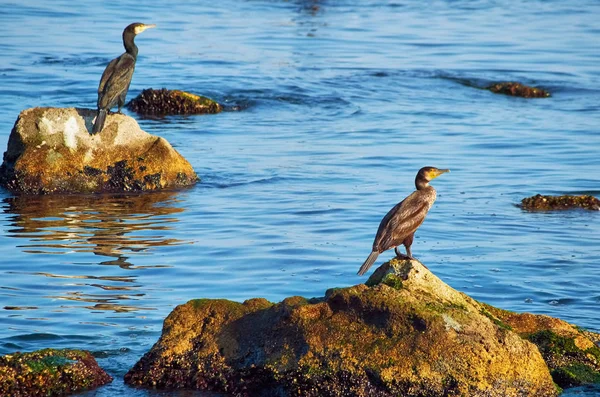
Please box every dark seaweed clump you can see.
[520,194,600,211]
[487,82,550,98]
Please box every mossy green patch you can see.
[551,363,600,387]
[381,274,404,290]
[480,308,513,331]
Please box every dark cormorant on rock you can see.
[92,23,155,134]
[357,166,449,276]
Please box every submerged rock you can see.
[127,88,223,116]
[520,194,600,211]
[486,82,551,98]
[0,107,198,194]
[125,258,557,397]
[0,348,112,396]
[483,305,600,389]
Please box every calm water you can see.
[1,1,599,395]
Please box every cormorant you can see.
[357,166,449,276]
[92,22,156,134]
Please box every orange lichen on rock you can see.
[0,348,112,396]
[520,194,600,211]
[127,88,222,115]
[487,82,551,98]
[125,258,558,397]
[0,107,198,194]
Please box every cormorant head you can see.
[415,166,449,189]
[125,23,156,36]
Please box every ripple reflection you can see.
[3,191,186,260]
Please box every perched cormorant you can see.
[92,23,156,134]
[357,166,449,276]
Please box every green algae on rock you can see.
[127,88,223,116]
[520,194,600,211]
[482,304,600,389]
[0,107,199,194]
[487,82,551,98]
[0,348,112,396]
[125,258,557,397]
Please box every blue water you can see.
[1,1,599,396]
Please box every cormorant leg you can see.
[403,233,415,259]
[394,246,409,260]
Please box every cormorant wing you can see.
[98,57,119,95]
[373,192,430,252]
[97,53,136,109]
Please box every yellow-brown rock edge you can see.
[520,194,600,211]
[487,82,551,98]
[0,107,198,194]
[0,348,112,396]
[124,258,559,397]
[484,304,600,389]
[127,88,223,116]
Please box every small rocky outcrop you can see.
[127,88,222,115]
[0,107,198,194]
[487,82,550,98]
[125,258,558,397]
[0,348,112,396]
[483,305,600,389]
[520,194,600,211]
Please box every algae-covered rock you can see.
[483,304,600,388]
[487,82,551,98]
[125,258,557,397]
[127,88,222,116]
[0,348,112,396]
[520,194,600,211]
[0,107,198,194]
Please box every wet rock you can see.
[125,258,557,397]
[483,305,600,389]
[0,348,112,396]
[486,82,550,98]
[520,194,600,211]
[127,88,222,116]
[0,107,199,194]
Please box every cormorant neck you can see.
[415,177,430,190]
[123,31,138,58]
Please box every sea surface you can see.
[0,1,599,396]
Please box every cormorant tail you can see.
[357,251,379,276]
[92,109,107,134]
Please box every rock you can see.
[0,348,112,396]
[127,88,223,116]
[486,82,550,98]
[0,107,198,194]
[483,305,600,389]
[125,258,557,397]
[520,194,600,211]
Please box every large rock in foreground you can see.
[0,107,198,194]
[0,348,112,396]
[125,258,558,397]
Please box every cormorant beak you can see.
[135,24,156,34]
[431,169,450,179]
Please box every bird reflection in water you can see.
[1,191,187,313]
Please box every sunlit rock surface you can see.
[125,258,558,397]
[520,194,600,211]
[0,348,112,396]
[484,304,600,389]
[487,82,551,98]
[0,107,198,194]
[127,88,222,116]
